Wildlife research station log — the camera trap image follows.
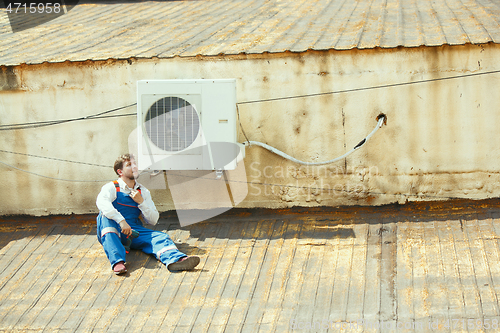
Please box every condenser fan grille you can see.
[145,97,200,152]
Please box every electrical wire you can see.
[0,160,115,182]
[236,69,500,105]
[0,103,136,131]
[236,104,251,145]
[243,115,385,165]
[0,149,111,168]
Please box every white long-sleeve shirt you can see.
[96,178,159,225]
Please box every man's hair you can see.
[114,154,134,175]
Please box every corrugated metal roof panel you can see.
[0,0,499,66]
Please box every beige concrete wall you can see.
[1,43,500,215]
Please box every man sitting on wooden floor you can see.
[96,154,200,275]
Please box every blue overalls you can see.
[96,181,186,268]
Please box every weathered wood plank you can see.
[395,219,413,327]
[479,214,500,317]
[189,221,260,332]
[310,222,341,328]
[134,221,220,331]
[362,221,382,325]
[220,220,276,331]
[197,221,255,331]
[10,227,93,330]
[380,221,396,322]
[181,223,244,332]
[74,248,152,332]
[450,219,482,318]
[346,223,369,322]
[274,219,321,330]
[0,225,63,328]
[412,222,429,322]
[273,219,316,331]
[435,220,466,319]
[28,227,99,330]
[104,259,164,331]
[171,222,243,331]
[260,218,302,332]
[464,217,499,317]
[123,259,172,332]
[115,221,183,331]
[0,225,55,292]
[327,224,356,323]
[56,244,121,331]
[234,220,286,331]
[422,221,450,332]
[144,221,223,331]
[42,242,109,330]
[0,225,39,256]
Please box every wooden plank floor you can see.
[2,202,500,332]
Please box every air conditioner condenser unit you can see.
[136,79,244,171]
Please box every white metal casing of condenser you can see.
[136,79,243,171]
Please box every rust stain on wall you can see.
[0,66,20,91]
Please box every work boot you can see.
[113,261,127,275]
[167,256,200,272]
